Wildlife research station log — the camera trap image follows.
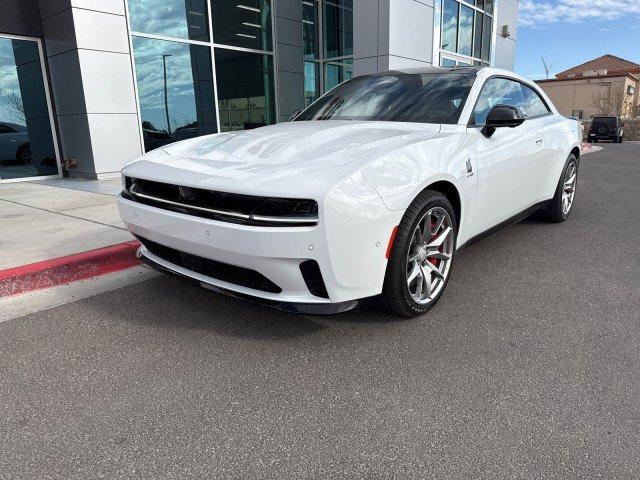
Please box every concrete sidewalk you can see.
[0,178,132,270]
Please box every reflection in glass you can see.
[324,0,353,59]
[484,0,493,14]
[0,37,57,179]
[324,60,353,92]
[128,0,210,41]
[473,10,483,59]
[441,57,456,67]
[132,37,217,151]
[441,0,458,53]
[214,49,275,132]
[304,61,320,107]
[211,0,273,51]
[297,73,475,125]
[458,4,473,57]
[303,0,319,60]
[481,14,492,61]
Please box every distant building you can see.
[537,54,640,120]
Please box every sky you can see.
[514,0,640,80]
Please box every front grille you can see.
[299,260,329,298]
[137,236,282,294]
[122,177,318,227]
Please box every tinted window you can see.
[128,0,210,41]
[473,77,526,125]
[521,84,549,117]
[442,0,458,52]
[215,49,276,132]
[592,117,616,126]
[458,4,474,57]
[0,38,58,179]
[210,0,273,51]
[296,73,475,124]
[324,0,353,59]
[132,37,217,151]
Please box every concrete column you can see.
[354,0,435,77]
[274,0,305,123]
[39,0,142,179]
[492,0,518,70]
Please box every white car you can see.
[118,67,581,317]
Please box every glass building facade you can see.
[0,0,516,181]
[439,0,493,67]
[128,0,276,151]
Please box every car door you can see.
[466,77,546,236]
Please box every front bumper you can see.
[137,246,362,314]
[117,193,395,307]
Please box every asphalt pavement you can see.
[1,143,639,479]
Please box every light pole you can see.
[162,53,172,134]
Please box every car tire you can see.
[619,136,624,144]
[17,144,33,165]
[539,153,578,223]
[379,190,457,318]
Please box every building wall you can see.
[538,76,640,119]
[0,0,43,38]
[493,0,518,70]
[274,0,305,123]
[39,0,142,179]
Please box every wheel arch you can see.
[570,145,581,162]
[415,180,461,226]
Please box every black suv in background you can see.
[588,116,624,143]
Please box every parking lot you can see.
[2,143,639,479]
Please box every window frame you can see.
[466,75,553,127]
[0,33,62,183]
[125,0,278,152]
[301,0,354,103]
[438,0,493,69]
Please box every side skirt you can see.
[457,200,550,251]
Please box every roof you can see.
[536,72,638,84]
[375,66,483,76]
[555,54,640,78]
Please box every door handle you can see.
[535,138,544,148]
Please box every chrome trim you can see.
[128,190,318,225]
[130,190,250,219]
[250,214,317,224]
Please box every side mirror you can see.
[288,109,302,122]
[481,104,525,138]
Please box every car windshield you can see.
[295,72,476,124]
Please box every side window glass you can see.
[521,85,550,117]
[472,78,526,125]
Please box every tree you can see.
[588,83,632,118]
[0,89,25,123]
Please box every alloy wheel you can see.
[406,206,454,305]
[562,161,577,216]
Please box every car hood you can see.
[124,121,448,199]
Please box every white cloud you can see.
[519,0,640,27]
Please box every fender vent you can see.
[300,260,329,298]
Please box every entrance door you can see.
[0,35,60,181]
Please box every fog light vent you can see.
[300,260,329,299]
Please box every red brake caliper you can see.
[428,222,439,267]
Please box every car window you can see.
[472,78,527,125]
[521,85,550,117]
[295,73,475,124]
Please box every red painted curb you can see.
[0,240,141,297]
